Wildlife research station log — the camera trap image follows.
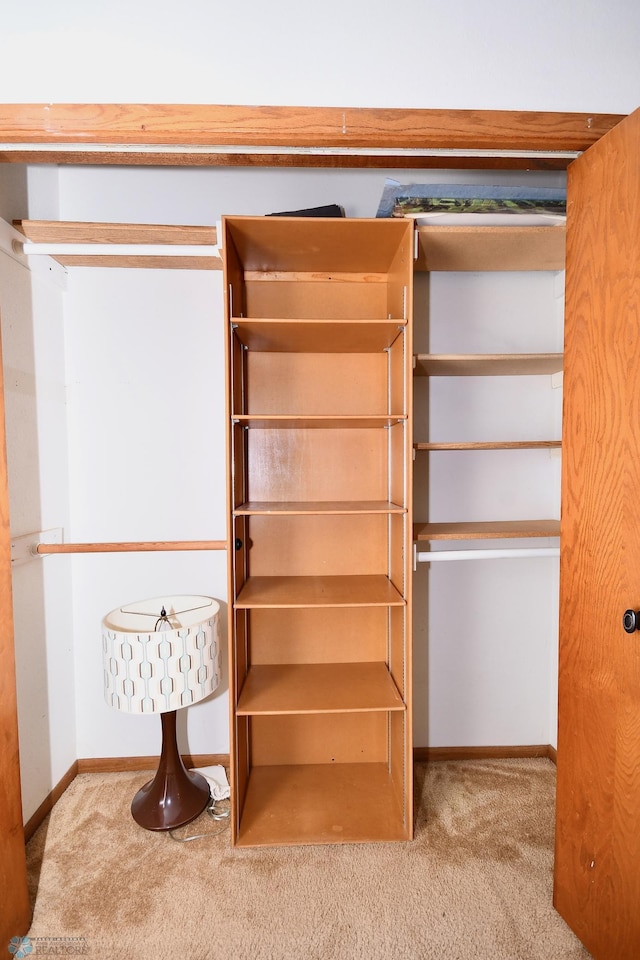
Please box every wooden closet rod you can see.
[36,540,226,554]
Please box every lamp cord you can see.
[168,795,230,843]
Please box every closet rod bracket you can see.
[11,527,63,566]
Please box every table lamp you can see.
[102,594,221,831]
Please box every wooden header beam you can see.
[0,104,625,170]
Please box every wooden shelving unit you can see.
[223,216,414,846]
[414,224,563,553]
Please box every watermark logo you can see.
[7,938,87,957]
[8,938,32,959]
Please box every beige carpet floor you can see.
[25,759,590,960]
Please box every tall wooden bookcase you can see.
[222,216,414,846]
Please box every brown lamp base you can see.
[130,710,211,831]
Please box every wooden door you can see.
[0,326,31,943]
[555,106,640,958]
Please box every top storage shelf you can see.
[223,217,414,333]
[223,216,414,274]
[16,218,566,274]
[415,224,566,272]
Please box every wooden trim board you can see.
[14,220,218,245]
[414,745,557,763]
[22,755,228,840]
[0,323,31,940]
[23,761,79,842]
[76,753,230,774]
[0,104,624,169]
[13,220,222,270]
[0,104,617,149]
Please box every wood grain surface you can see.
[555,106,640,959]
[0,326,31,941]
[0,104,624,169]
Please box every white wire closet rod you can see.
[416,547,560,563]
[0,142,582,160]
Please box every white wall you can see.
[413,269,564,748]
[0,225,76,820]
[63,267,229,759]
[47,162,565,758]
[0,0,639,113]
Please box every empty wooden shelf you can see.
[236,662,405,715]
[236,763,408,847]
[13,219,221,269]
[414,520,560,541]
[234,500,406,515]
[235,574,406,608]
[414,441,561,451]
[414,353,563,376]
[231,319,405,352]
[415,224,566,272]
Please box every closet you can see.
[0,103,637,957]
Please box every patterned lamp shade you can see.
[102,595,221,715]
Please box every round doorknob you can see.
[623,609,640,633]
